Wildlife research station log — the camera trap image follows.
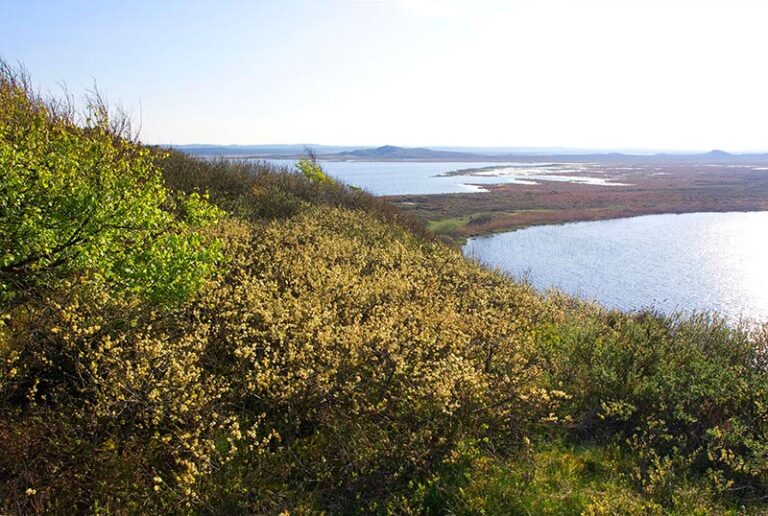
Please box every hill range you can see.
[175,144,768,163]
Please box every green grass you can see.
[413,439,760,515]
[426,212,504,244]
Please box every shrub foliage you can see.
[0,62,222,306]
[1,62,767,514]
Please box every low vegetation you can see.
[392,165,768,244]
[1,63,767,514]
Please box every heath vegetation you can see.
[1,63,767,514]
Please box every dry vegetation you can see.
[1,63,767,514]
[391,164,768,243]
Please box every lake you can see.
[264,159,623,195]
[463,212,768,323]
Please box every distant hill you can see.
[704,149,732,157]
[337,145,480,160]
[173,144,367,157]
[334,146,768,163]
[173,144,768,164]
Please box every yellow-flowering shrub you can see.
[0,282,238,512]
[1,202,558,512]
[188,208,556,510]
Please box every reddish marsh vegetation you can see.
[393,162,768,242]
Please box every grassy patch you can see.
[414,439,758,515]
[427,212,508,244]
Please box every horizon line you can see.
[162,143,768,155]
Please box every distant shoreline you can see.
[179,144,768,165]
[388,162,768,244]
[466,206,768,240]
[197,153,768,165]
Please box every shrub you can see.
[543,300,768,500]
[155,148,434,239]
[187,207,555,512]
[0,62,225,512]
[0,61,222,307]
[295,150,331,184]
[0,282,238,513]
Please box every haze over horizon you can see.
[3,0,768,152]
[172,143,760,156]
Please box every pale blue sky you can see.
[2,0,767,150]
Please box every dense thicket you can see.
[1,64,766,514]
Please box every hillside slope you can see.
[1,65,767,514]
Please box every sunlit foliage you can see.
[0,62,222,306]
[1,61,767,514]
[295,151,331,184]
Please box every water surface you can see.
[463,212,768,323]
[264,160,622,195]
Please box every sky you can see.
[2,0,768,151]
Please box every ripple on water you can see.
[463,212,768,324]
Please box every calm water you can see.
[463,212,768,323]
[264,160,618,195]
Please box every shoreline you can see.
[460,210,768,326]
[388,163,768,245]
[461,207,768,242]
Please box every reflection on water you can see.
[463,212,768,323]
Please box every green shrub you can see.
[543,300,768,500]
[295,151,331,184]
[0,62,222,306]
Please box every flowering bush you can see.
[2,61,766,513]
